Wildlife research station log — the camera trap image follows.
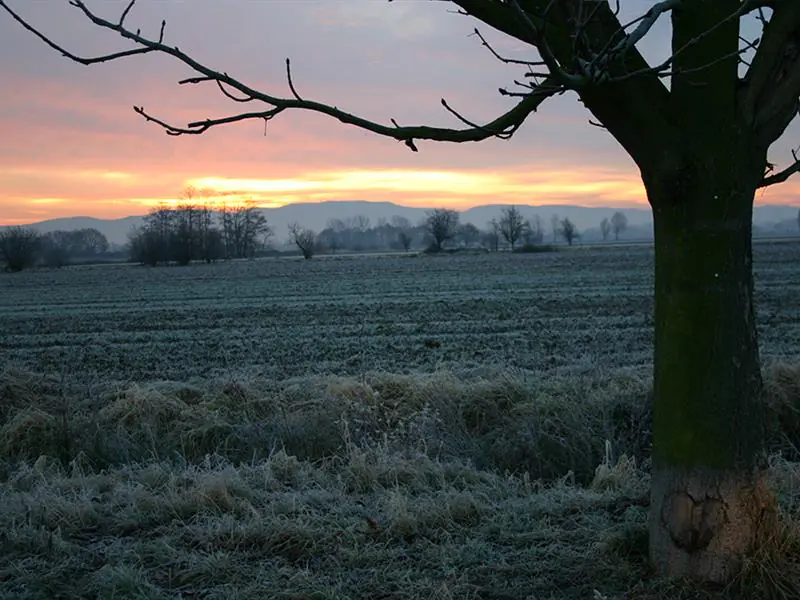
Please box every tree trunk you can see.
[646,164,777,581]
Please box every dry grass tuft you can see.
[0,367,799,598]
[0,407,62,462]
[764,362,800,459]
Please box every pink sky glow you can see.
[0,1,797,225]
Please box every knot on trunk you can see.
[662,491,728,552]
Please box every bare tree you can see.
[559,218,578,246]
[600,217,612,242]
[172,203,197,265]
[242,202,272,257]
[220,201,271,259]
[457,222,481,247]
[323,218,346,254]
[40,228,110,267]
[196,204,223,263]
[425,208,459,252]
[349,215,371,232]
[498,206,527,250]
[181,188,222,263]
[391,215,413,251]
[141,204,174,265]
[397,230,413,252]
[0,226,41,272]
[128,227,161,266]
[9,0,800,580]
[40,231,71,268]
[288,222,316,259]
[610,211,628,241]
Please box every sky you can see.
[0,0,798,225]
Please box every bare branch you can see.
[743,0,779,14]
[133,105,283,136]
[740,1,800,145]
[285,58,304,102]
[471,27,546,67]
[0,0,154,64]
[0,0,562,150]
[591,1,752,85]
[118,0,136,27]
[604,0,682,61]
[758,148,800,187]
[179,75,257,103]
[453,0,674,164]
[507,0,587,88]
[438,91,561,139]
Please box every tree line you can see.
[0,226,110,272]
[128,200,271,266]
[1,205,641,271]
[288,206,591,259]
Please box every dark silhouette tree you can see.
[128,227,161,266]
[288,222,316,259]
[5,0,800,582]
[171,203,198,265]
[498,205,527,250]
[40,228,110,267]
[559,217,578,246]
[425,208,459,251]
[523,214,544,245]
[0,226,41,271]
[391,216,413,252]
[611,211,628,241]
[457,222,482,247]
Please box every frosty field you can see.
[1,242,800,599]
[3,241,800,383]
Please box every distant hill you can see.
[5,200,799,246]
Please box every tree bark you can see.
[645,160,777,581]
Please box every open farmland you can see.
[2,242,800,599]
[2,241,800,383]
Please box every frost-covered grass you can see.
[2,241,800,597]
[1,367,800,598]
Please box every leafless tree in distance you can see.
[498,206,528,250]
[391,215,413,252]
[522,215,545,246]
[5,0,800,581]
[457,222,482,247]
[559,217,579,246]
[610,211,628,241]
[425,208,459,251]
[0,226,41,272]
[288,222,316,260]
